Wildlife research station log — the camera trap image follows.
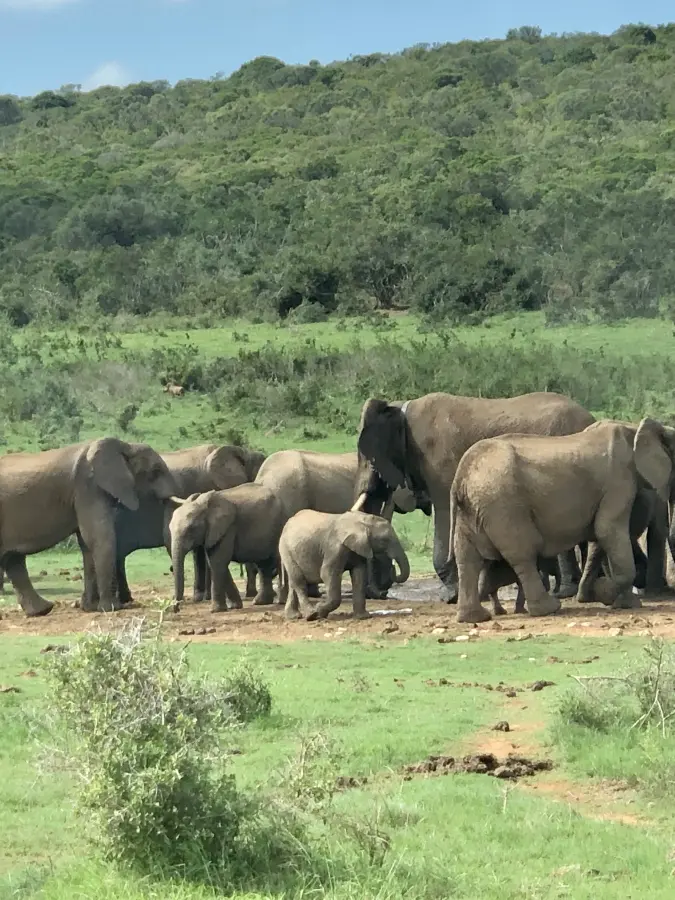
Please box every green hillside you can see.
[2,23,675,326]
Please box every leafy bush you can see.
[44,619,270,876]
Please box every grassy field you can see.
[2,633,675,900]
[2,311,675,898]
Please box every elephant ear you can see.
[87,438,139,511]
[206,446,246,490]
[205,495,236,548]
[337,515,373,559]
[634,418,674,494]
[357,399,407,490]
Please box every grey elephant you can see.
[279,510,410,621]
[353,391,598,604]
[450,418,675,624]
[478,557,561,616]
[168,484,285,612]
[83,444,266,609]
[0,438,177,616]
[253,449,427,604]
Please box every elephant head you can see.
[353,398,430,517]
[168,491,236,603]
[633,417,675,556]
[337,512,410,585]
[206,445,266,488]
[86,438,177,510]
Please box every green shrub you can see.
[44,619,270,876]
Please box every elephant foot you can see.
[527,593,561,617]
[456,605,492,624]
[353,610,372,620]
[492,603,508,617]
[227,598,243,610]
[306,606,332,622]
[285,608,303,621]
[252,592,275,606]
[554,581,579,600]
[24,598,54,618]
[366,587,387,600]
[437,581,458,604]
[211,602,230,613]
[613,591,642,610]
[193,593,206,604]
[97,599,123,613]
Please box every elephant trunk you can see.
[389,537,410,584]
[171,536,189,604]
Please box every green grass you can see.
[2,634,675,899]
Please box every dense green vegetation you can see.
[2,23,675,326]
[3,632,675,899]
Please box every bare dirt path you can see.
[2,576,675,642]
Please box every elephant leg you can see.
[253,559,276,606]
[577,542,606,603]
[645,495,670,594]
[632,538,648,591]
[116,558,134,606]
[78,533,100,612]
[455,530,491,624]
[0,565,4,594]
[206,546,241,612]
[433,504,458,603]
[492,593,508,616]
[596,515,639,609]
[556,548,581,599]
[307,568,343,621]
[350,563,370,619]
[513,584,526,614]
[193,546,208,603]
[510,559,561,618]
[3,553,53,617]
[244,563,258,599]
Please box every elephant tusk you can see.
[168,496,187,506]
[352,492,368,512]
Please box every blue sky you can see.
[0,0,673,98]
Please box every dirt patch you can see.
[401,752,554,781]
[2,576,675,642]
[524,777,646,826]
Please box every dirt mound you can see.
[402,752,553,781]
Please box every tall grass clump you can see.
[552,639,675,797]
[43,619,270,878]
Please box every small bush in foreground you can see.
[44,619,269,876]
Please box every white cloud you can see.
[0,0,80,9]
[83,61,132,91]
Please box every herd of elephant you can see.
[0,389,673,624]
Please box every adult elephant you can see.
[0,438,177,616]
[353,391,598,603]
[253,449,428,604]
[81,444,266,609]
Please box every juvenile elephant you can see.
[353,391,597,603]
[450,418,675,624]
[279,510,410,621]
[253,449,426,603]
[478,557,561,616]
[0,438,177,616]
[168,484,285,612]
[81,444,266,610]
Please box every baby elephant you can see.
[168,484,285,612]
[279,510,410,621]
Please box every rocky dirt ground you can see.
[2,575,675,642]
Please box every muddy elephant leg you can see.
[492,593,508,616]
[253,559,276,606]
[193,546,208,603]
[306,568,343,621]
[3,553,53,617]
[455,531,491,624]
[434,504,458,603]
[245,563,258,599]
[556,548,581,599]
[510,559,561,618]
[350,562,371,619]
[644,495,670,595]
[513,584,526,614]
[78,533,100,612]
[116,558,134,606]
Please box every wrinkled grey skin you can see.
[253,449,427,604]
[0,438,177,616]
[279,510,410,621]
[169,484,285,612]
[478,557,561,616]
[80,444,265,610]
[353,391,599,605]
[450,419,675,624]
